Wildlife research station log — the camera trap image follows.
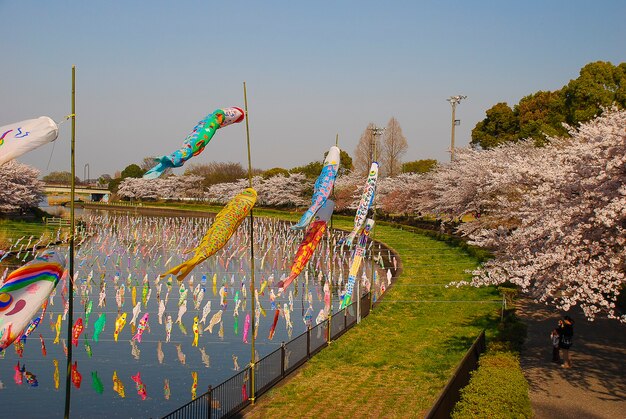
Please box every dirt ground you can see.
[517,298,626,418]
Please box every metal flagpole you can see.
[64,64,76,419]
[327,134,338,344]
[368,127,383,314]
[243,82,257,404]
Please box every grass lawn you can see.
[236,213,501,417]
[0,219,64,251]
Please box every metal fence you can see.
[162,293,371,419]
[424,330,487,419]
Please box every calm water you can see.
[1,210,390,418]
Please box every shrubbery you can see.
[452,351,532,418]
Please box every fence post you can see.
[356,278,361,324]
[281,342,286,378]
[207,385,212,419]
[307,326,311,359]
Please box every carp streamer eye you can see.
[0,292,13,312]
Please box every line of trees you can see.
[381,108,626,322]
[471,61,626,148]
[353,117,409,177]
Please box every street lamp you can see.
[447,95,467,161]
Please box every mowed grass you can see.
[0,219,64,251]
[241,215,500,418]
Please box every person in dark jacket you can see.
[558,316,574,368]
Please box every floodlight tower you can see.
[369,126,384,165]
[447,95,467,161]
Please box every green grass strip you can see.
[242,212,501,418]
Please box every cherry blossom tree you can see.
[117,175,204,201]
[382,109,625,321]
[0,161,44,212]
[205,173,310,207]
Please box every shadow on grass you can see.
[441,308,527,355]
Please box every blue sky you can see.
[2,0,625,179]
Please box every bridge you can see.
[44,184,111,202]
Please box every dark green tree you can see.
[471,103,519,149]
[290,161,324,178]
[290,148,353,178]
[337,149,353,176]
[471,61,625,149]
[563,61,626,125]
[262,167,290,179]
[120,164,145,179]
[516,90,568,145]
[402,159,437,174]
[42,171,80,185]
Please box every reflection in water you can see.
[91,371,104,394]
[53,359,59,390]
[176,344,186,365]
[131,372,147,401]
[71,361,82,389]
[199,347,210,368]
[112,371,125,398]
[163,378,170,400]
[24,368,38,387]
[157,341,164,364]
[191,371,197,400]
[13,362,24,385]
[130,340,140,360]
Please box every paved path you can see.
[517,299,626,418]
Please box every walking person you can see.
[559,316,574,368]
[550,327,561,363]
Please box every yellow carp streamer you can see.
[161,188,257,282]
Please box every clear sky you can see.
[2,0,625,179]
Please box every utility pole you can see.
[447,95,467,161]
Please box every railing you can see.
[424,329,487,419]
[43,217,71,227]
[162,293,371,419]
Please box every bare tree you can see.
[141,156,172,177]
[354,123,382,176]
[382,117,408,177]
[184,161,247,187]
